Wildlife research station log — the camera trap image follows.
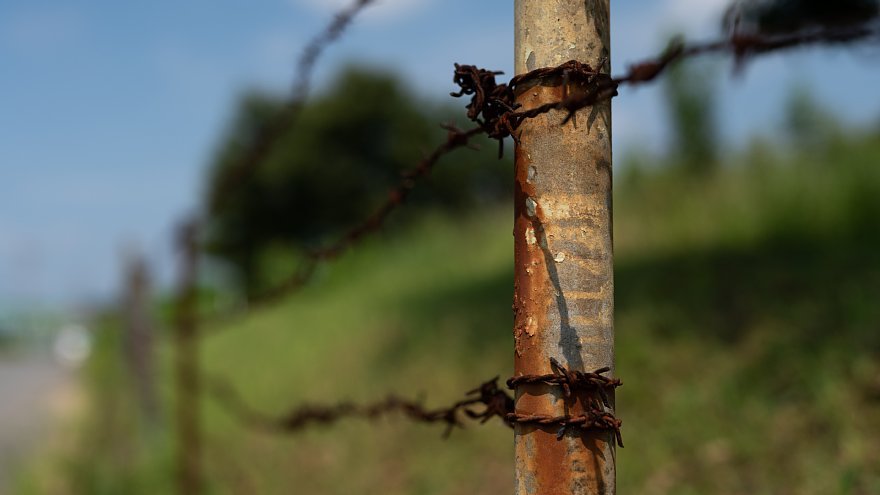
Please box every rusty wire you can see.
[205,360,623,444]
[507,360,623,447]
[451,60,616,152]
[208,20,880,315]
[622,20,880,83]
[242,19,880,322]
[197,0,378,327]
[204,372,513,438]
[507,358,621,406]
[205,20,880,325]
[294,0,375,99]
[450,64,517,156]
[452,20,880,145]
[199,122,484,334]
[296,125,481,258]
[164,16,880,481]
[508,409,624,447]
[245,124,485,307]
[190,17,879,459]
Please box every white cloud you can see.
[295,0,432,24]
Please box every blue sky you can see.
[1,0,879,312]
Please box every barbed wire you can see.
[204,372,513,438]
[294,0,375,99]
[198,124,485,331]
[451,20,880,149]
[154,9,880,492]
[508,410,623,446]
[169,4,378,484]
[204,362,623,446]
[254,124,484,302]
[203,20,880,328]
[507,357,621,406]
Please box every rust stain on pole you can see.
[513,1,615,494]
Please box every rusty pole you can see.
[174,221,203,495]
[512,1,615,494]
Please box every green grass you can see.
[609,138,880,494]
[43,134,880,494]
[199,209,515,495]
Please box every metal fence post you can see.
[174,221,202,495]
[513,1,615,493]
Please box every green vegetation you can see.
[613,132,880,494]
[204,67,509,296]
[726,0,879,35]
[662,58,719,176]
[35,126,880,494]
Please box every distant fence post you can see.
[121,251,159,425]
[512,1,615,493]
[174,221,202,495]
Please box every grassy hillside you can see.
[36,134,880,494]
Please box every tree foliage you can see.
[783,85,840,150]
[662,59,719,176]
[723,0,879,35]
[203,67,509,294]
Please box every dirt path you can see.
[0,352,75,493]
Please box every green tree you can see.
[662,59,719,176]
[203,66,508,296]
[783,84,839,151]
[723,0,878,35]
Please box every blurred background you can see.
[2,0,880,493]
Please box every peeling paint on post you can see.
[513,1,615,494]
